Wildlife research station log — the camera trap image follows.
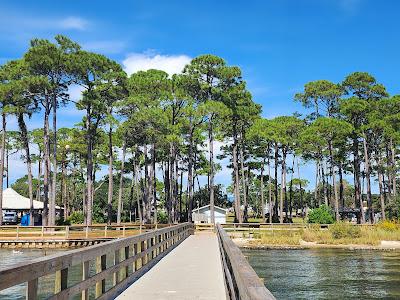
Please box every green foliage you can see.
[377,220,398,232]
[56,218,71,226]
[308,205,335,224]
[329,222,361,239]
[386,196,400,220]
[157,211,168,224]
[67,211,84,224]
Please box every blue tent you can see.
[21,214,30,226]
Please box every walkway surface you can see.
[117,232,227,300]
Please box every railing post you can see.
[81,261,90,300]
[114,249,120,286]
[26,278,38,300]
[104,225,108,238]
[54,268,68,294]
[135,242,141,270]
[16,226,19,239]
[41,226,44,238]
[124,246,129,278]
[122,225,126,237]
[85,226,89,239]
[95,254,107,297]
[142,240,147,266]
[65,226,69,239]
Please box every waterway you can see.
[242,248,400,299]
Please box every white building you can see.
[192,205,227,224]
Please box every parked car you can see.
[2,211,18,224]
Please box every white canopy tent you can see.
[2,188,60,210]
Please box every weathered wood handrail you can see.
[0,222,193,299]
[0,223,177,240]
[216,224,275,300]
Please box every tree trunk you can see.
[134,149,142,224]
[339,163,344,208]
[288,156,295,221]
[315,160,319,207]
[390,138,397,198]
[378,156,386,221]
[297,158,304,218]
[187,120,194,222]
[268,154,273,223]
[117,139,126,225]
[151,143,157,225]
[362,134,373,223]
[232,139,242,223]
[328,141,339,221]
[239,133,248,223]
[37,151,42,204]
[51,94,57,226]
[208,118,215,224]
[273,143,279,222]
[321,160,328,206]
[143,144,151,223]
[353,137,365,224]
[280,147,287,223]
[42,107,50,226]
[107,126,114,225]
[260,156,266,223]
[168,143,173,222]
[61,159,68,220]
[0,114,6,225]
[85,108,94,226]
[17,114,34,225]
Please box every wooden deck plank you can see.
[116,232,227,300]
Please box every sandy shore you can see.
[233,237,400,250]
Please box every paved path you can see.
[117,232,227,300]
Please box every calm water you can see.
[242,248,400,300]
[0,248,117,300]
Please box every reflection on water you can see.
[0,248,117,300]
[242,248,400,300]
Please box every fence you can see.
[216,224,275,300]
[0,223,193,300]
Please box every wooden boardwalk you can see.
[117,232,227,300]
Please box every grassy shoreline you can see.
[229,222,400,250]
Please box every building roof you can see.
[2,188,60,210]
[192,204,228,213]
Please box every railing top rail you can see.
[216,224,275,300]
[0,222,190,291]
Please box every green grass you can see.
[248,224,400,246]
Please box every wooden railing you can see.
[0,223,193,299]
[0,223,175,240]
[216,224,275,300]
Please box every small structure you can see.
[2,188,61,224]
[192,204,227,224]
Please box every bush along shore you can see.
[230,221,400,250]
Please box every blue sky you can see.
[1,0,399,191]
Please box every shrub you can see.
[330,222,361,239]
[157,211,168,224]
[378,220,398,232]
[308,205,335,224]
[67,211,85,224]
[55,218,71,226]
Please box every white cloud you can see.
[122,52,191,76]
[0,12,89,32]
[58,17,88,30]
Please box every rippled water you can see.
[242,248,400,300]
